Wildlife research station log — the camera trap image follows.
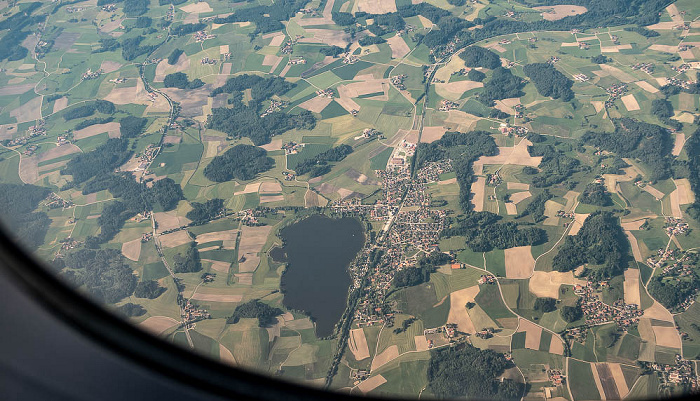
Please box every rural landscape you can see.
[2,0,700,398]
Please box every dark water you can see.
[279,214,365,337]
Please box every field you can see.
[4,0,700,396]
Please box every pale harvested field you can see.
[435,80,483,101]
[626,231,644,263]
[529,271,585,299]
[100,60,122,74]
[670,189,683,218]
[301,29,350,47]
[590,363,607,401]
[623,268,641,306]
[336,95,361,113]
[196,229,238,244]
[420,126,447,143]
[475,139,542,167]
[74,122,121,140]
[154,211,190,232]
[561,42,579,47]
[40,144,81,163]
[609,363,630,398]
[673,178,694,204]
[357,374,387,393]
[534,5,588,21]
[643,301,674,324]
[649,44,679,53]
[269,34,285,47]
[507,182,530,191]
[285,317,314,331]
[235,273,253,285]
[260,181,283,193]
[104,79,152,105]
[154,53,190,82]
[544,199,564,220]
[299,96,333,113]
[549,335,564,355]
[434,55,467,82]
[238,225,272,273]
[234,183,261,195]
[0,83,34,96]
[414,335,429,352]
[219,45,229,54]
[505,246,535,279]
[121,238,142,262]
[568,213,589,235]
[601,44,632,53]
[99,18,123,33]
[180,2,212,13]
[356,0,396,14]
[591,101,605,113]
[386,35,410,59]
[652,325,681,349]
[447,286,480,334]
[642,184,664,200]
[470,176,486,212]
[219,344,236,365]
[191,293,243,303]
[11,96,42,123]
[19,156,39,183]
[139,316,179,335]
[438,177,457,185]
[444,109,480,131]
[159,230,192,248]
[371,345,399,372]
[634,81,659,93]
[666,4,684,24]
[621,94,640,111]
[204,259,230,273]
[338,80,387,98]
[510,191,532,204]
[672,133,686,156]
[260,194,285,203]
[517,318,543,350]
[505,203,518,215]
[600,64,635,83]
[262,54,282,66]
[348,328,370,361]
[261,139,283,152]
[52,97,68,113]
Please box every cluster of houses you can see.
[260,99,286,118]
[200,57,217,65]
[664,216,689,236]
[547,369,566,386]
[287,57,306,65]
[109,77,127,84]
[572,281,643,329]
[631,62,654,74]
[101,4,117,12]
[385,139,416,173]
[141,232,153,242]
[642,355,699,389]
[281,141,304,155]
[573,73,589,82]
[605,83,628,108]
[439,99,459,112]
[497,122,529,136]
[181,300,211,328]
[45,192,73,209]
[342,54,360,64]
[193,31,215,43]
[82,68,102,80]
[281,171,296,181]
[316,88,334,98]
[390,74,407,90]
[671,63,692,74]
[649,249,698,312]
[132,144,160,171]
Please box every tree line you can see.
[0,183,51,251]
[294,145,353,178]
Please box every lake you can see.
[278,214,365,337]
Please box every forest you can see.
[209,75,315,145]
[62,100,115,121]
[516,190,551,222]
[392,251,452,288]
[61,138,132,183]
[552,211,628,279]
[186,199,225,224]
[527,142,582,187]
[163,72,204,89]
[415,130,498,212]
[134,280,166,299]
[59,248,137,304]
[293,145,353,177]
[459,46,501,69]
[119,116,149,138]
[0,183,51,251]
[173,242,202,273]
[444,211,547,252]
[167,48,183,65]
[684,129,700,221]
[477,67,525,106]
[203,144,274,182]
[523,63,574,101]
[212,0,308,34]
[170,22,206,36]
[227,299,283,327]
[580,183,613,206]
[647,274,699,311]
[427,344,523,399]
[121,35,156,61]
[581,118,672,181]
